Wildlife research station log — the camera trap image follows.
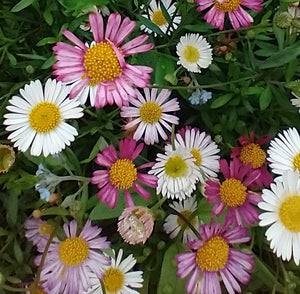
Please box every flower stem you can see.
[58,175,91,183]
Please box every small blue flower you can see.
[35,164,56,201]
[188,89,212,105]
[36,186,51,201]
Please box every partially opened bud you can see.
[118,206,154,245]
[0,144,15,173]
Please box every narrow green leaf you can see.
[183,23,213,32]
[259,85,272,110]
[42,207,69,216]
[14,239,23,264]
[36,37,57,47]
[160,0,171,24]
[40,54,55,69]
[43,9,53,26]
[6,52,17,66]
[16,53,47,60]
[6,192,19,226]
[210,93,234,109]
[80,136,108,164]
[11,0,34,12]
[137,15,164,36]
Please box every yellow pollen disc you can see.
[39,223,54,235]
[190,148,202,166]
[220,178,247,207]
[165,155,188,178]
[58,237,89,266]
[152,10,167,26]
[293,152,300,171]
[139,102,162,124]
[109,159,137,189]
[83,42,122,86]
[240,143,266,168]
[196,236,229,271]
[29,102,60,133]
[103,267,125,293]
[214,0,242,12]
[184,46,200,63]
[177,210,197,227]
[279,195,300,232]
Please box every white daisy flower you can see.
[258,169,300,265]
[163,196,199,244]
[141,0,181,36]
[149,144,201,200]
[3,79,83,157]
[175,127,220,183]
[291,92,300,113]
[120,88,180,145]
[83,249,143,294]
[176,33,213,73]
[267,127,300,176]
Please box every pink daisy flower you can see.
[231,131,273,188]
[35,219,110,294]
[52,12,154,108]
[195,0,263,30]
[120,88,180,145]
[175,221,254,294]
[91,139,158,209]
[205,158,261,226]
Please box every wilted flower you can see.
[0,144,15,173]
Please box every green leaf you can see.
[11,0,34,12]
[6,192,19,226]
[80,136,109,164]
[157,242,187,294]
[154,53,176,85]
[43,8,53,25]
[61,148,82,174]
[160,0,171,24]
[6,52,17,66]
[16,53,47,60]
[13,239,23,264]
[42,206,70,216]
[183,23,212,32]
[89,189,155,220]
[259,85,272,110]
[58,0,109,11]
[36,37,57,47]
[40,54,56,69]
[210,93,234,109]
[137,15,164,36]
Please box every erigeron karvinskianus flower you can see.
[149,144,201,200]
[83,249,143,294]
[35,219,110,294]
[175,221,254,294]
[141,0,181,36]
[118,206,154,245]
[195,0,263,31]
[163,196,199,243]
[175,126,220,184]
[205,158,261,226]
[259,170,300,265]
[120,88,180,145]
[267,127,300,176]
[231,131,273,187]
[3,79,83,157]
[176,33,212,73]
[91,139,158,209]
[53,12,154,108]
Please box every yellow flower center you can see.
[109,159,137,189]
[39,223,54,235]
[103,267,125,293]
[29,102,61,133]
[214,0,242,12]
[139,102,162,124]
[220,178,247,207]
[240,143,266,168]
[196,236,229,271]
[58,237,89,266]
[165,155,188,178]
[184,45,200,63]
[177,210,197,227]
[279,195,300,232]
[190,148,201,166]
[83,42,122,86]
[293,152,300,171]
[152,10,167,26]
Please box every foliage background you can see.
[0,0,300,293]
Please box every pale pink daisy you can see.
[35,219,110,294]
[231,131,273,188]
[120,88,180,145]
[195,0,263,30]
[205,158,261,226]
[118,206,154,245]
[53,12,154,108]
[91,139,158,209]
[24,218,57,252]
[175,221,254,294]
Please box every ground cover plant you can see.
[1,0,300,293]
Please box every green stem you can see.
[150,196,167,211]
[148,75,257,90]
[171,124,175,151]
[58,175,91,183]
